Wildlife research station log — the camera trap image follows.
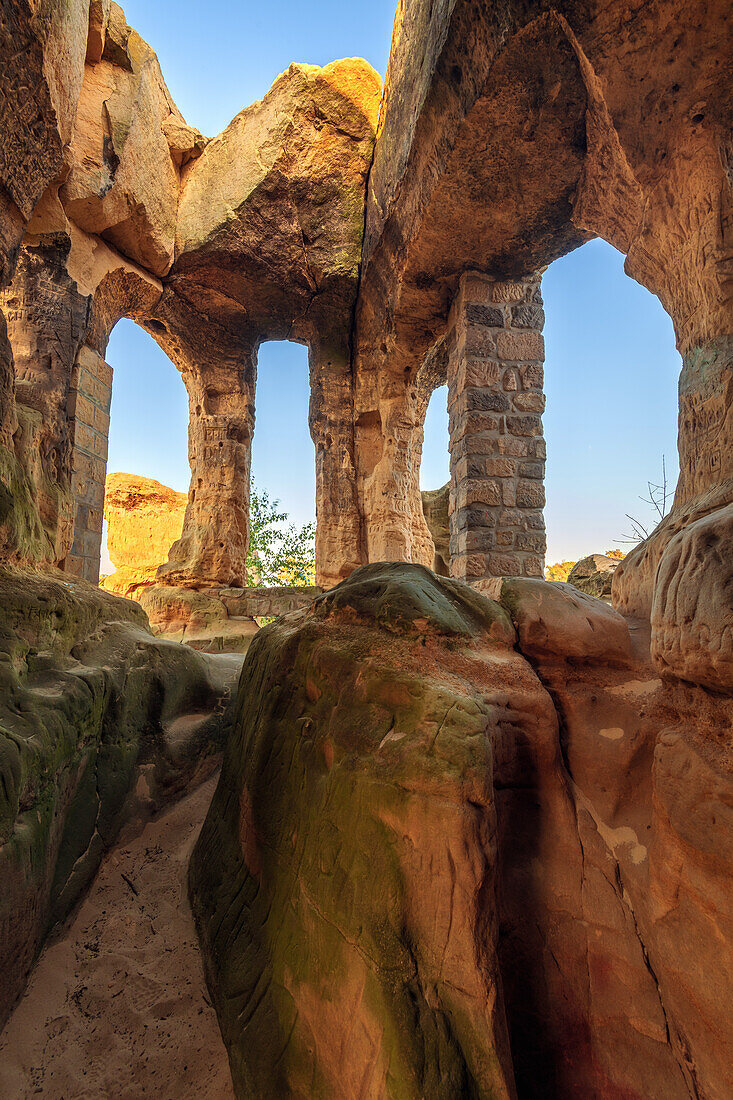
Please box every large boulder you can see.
[0,565,242,1026]
[190,564,732,1098]
[101,472,187,599]
[567,553,621,600]
[190,564,529,1098]
[172,57,381,344]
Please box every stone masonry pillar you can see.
[66,345,112,582]
[447,271,546,583]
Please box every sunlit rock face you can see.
[0,4,382,593]
[190,565,733,1099]
[101,472,187,599]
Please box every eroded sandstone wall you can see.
[0,2,381,594]
[353,0,732,690]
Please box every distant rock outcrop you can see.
[101,473,187,599]
[567,552,622,600]
[421,482,450,575]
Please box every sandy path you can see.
[0,775,234,1099]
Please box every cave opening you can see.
[249,340,316,586]
[542,238,681,579]
[419,383,451,575]
[99,319,189,590]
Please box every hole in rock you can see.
[543,238,681,574]
[420,384,450,575]
[100,319,189,580]
[250,341,316,586]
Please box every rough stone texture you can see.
[101,472,187,598]
[0,0,89,283]
[159,57,381,590]
[567,553,621,600]
[0,565,242,1028]
[140,583,322,654]
[0,6,732,1092]
[140,585,260,655]
[0,9,381,599]
[421,482,450,575]
[353,0,733,684]
[190,565,733,1099]
[447,272,546,583]
[60,2,202,276]
[650,503,733,691]
[190,564,522,1098]
[0,236,90,565]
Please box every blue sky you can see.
[102,2,681,572]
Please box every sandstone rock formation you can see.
[566,552,621,600]
[421,482,450,575]
[0,5,381,596]
[101,472,187,599]
[190,564,733,1099]
[0,2,732,1096]
[353,0,733,637]
[0,0,730,682]
[0,565,242,1027]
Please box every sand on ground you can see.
[0,775,234,1099]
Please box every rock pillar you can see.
[447,272,546,583]
[308,340,363,589]
[676,335,733,507]
[0,238,91,566]
[157,351,255,589]
[66,346,112,582]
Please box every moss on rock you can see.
[189,564,552,1098]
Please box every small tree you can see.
[619,457,671,544]
[246,481,316,587]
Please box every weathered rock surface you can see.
[0,0,89,283]
[190,565,733,1099]
[140,585,260,655]
[567,553,621,600]
[140,583,324,655]
[0,6,382,596]
[650,503,733,691]
[190,564,523,1097]
[353,0,733,633]
[421,482,450,575]
[156,56,381,590]
[101,471,187,599]
[0,565,242,1027]
[60,2,199,276]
